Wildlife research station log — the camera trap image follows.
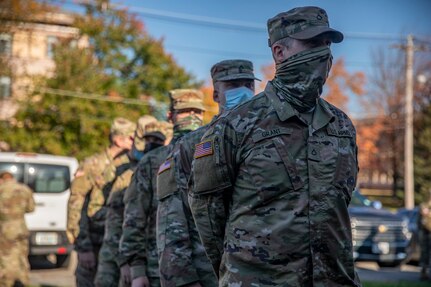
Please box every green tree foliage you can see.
[1,0,200,159]
[414,59,431,203]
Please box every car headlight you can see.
[402,218,412,240]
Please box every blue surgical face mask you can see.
[131,145,145,161]
[224,86,254,110]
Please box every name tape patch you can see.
[252,127,293,143]
[194,140,213,159]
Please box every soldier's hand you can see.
[120,264,132,286]
[78,251,96,269]
[66,230,75,244]
[132,276,150,287]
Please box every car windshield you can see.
[0,162,24,182]
[27,164,70,193]
[350,190,374,207]
[0,162,70,193]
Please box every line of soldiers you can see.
[67,6,363,287]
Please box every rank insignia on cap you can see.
[194,140,213,159]
[158,158,172,174]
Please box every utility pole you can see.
[393,35,427,209]
[404,34,414,209]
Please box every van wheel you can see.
[56,254,70,268]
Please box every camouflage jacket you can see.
[190,82,361,286]
[0,179,35,243]
[120,142,176,280]
[70,148,130,252]
[420,199,431,231]
[101,160,137,267]
[157,125,217,287]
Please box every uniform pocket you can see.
[156,157,177,200]
[333,136,358,198]
[245,138,297,204]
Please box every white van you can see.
[0,152,78,267]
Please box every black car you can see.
[349,190,412,267]
[397,207,421,264]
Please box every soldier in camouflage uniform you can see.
[419,190,431,281]
[190,6,361,286]
[120,89,205,287]
[156,60,258,287]
[0,169,35,287]
[68,117,136,287]
[95,116,168,287]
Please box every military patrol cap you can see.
[169,89,206,112]
[211,59,260,82]
[0,168,13,177]
[144,121,167,142]
[110,117,136,137]
[267,6,343,46]
[159,121,173,144]
[134,115,158,150]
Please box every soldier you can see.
[120,89,205,287]
[67,117,136,287]
[95,116,167,287]
[0,169,35,287]
[419,190,431,280]
[156,60,258,287]
[190,6,361,286]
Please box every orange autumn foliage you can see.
[200,80,218,124]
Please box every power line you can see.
[34,87,156,106]
[49,0,412,41]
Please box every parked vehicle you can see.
[397,207,420,264]
[349,189,412,267]
[0,152,78,267]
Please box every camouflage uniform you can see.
[95,116,162,287]
[156,60,258,287]
[190,7,360,286]
[120,90,205,286]
[69,117,136,287]
[0,173,35,287]
[95,166,136,287]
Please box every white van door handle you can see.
[36,202,45,207]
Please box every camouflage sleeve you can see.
[120,161,152,279]
[107,169,134,267]
[74,196,94,252]
[67,173,93,241]
[157,152,200,286]
[189,119,237,275]
[25,185,35,213]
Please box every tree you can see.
[0,0,201,159]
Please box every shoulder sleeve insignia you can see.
[158,158,172,175]
[194,140,213,159]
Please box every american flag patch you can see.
[194,140,213,159]
[158,158,172,174]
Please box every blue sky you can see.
[61,0,431,116]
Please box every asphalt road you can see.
[29,253,422,287]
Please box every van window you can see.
[27,164,70,193]
[0,162,24,182]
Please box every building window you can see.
[0,76,11,98]
[47,36,58,58]
[0,34,12,55]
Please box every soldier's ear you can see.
[272,43,285,64]
[213,89,219,104]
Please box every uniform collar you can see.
[265,81,296,122]
[312,98,336,132]
[265,81,335,131]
